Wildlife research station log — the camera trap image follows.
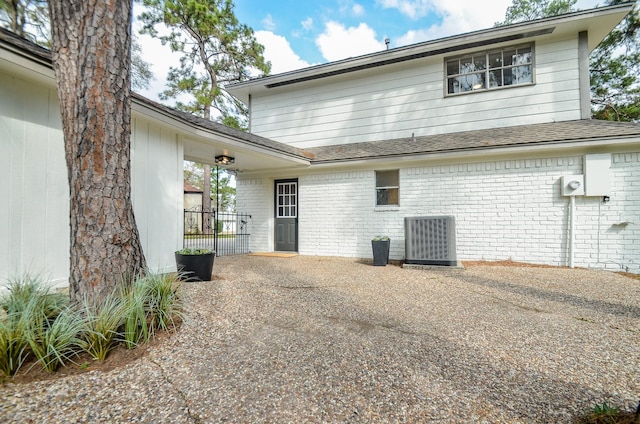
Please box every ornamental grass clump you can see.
[0,274,79,375]
[26,305,87,373]
[82,293,126,361]
[1,271,184,377]
[120,272,183,349]
[140,273,184,333]
[0,309,30,377]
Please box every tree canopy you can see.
[0,0,49,45]
[497,0,640,122]
[590,0,640,121]
[0,0,154,91]
[138,0,270,122]
[495,0,577,25]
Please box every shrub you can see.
[0,275,69,376]
[139,273,184,333]
[26,305,87,372]
[0,309,30,377]
[82,293,126,361]
[120,272,183,349]
[1,271,183,375]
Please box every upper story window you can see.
[446,44,533,95]
[376,170,399,206]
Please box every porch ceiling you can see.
[182,136,309,172]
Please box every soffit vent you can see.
[405,216,457,266]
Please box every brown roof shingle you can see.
[306,120,640,163]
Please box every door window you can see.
[276,182,297,218]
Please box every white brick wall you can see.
[237,152,640,273]
[236,178,272,252]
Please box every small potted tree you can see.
[371,236,390,266]
[175,248,215,282]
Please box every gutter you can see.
[306,135,640,167]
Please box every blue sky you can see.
[135,0,603,100]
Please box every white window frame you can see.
[445,43,534,96]
[375,170,399,208]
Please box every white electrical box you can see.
[584,154,611,196]
[562,175,584,196]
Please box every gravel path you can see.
[1,255,639,423]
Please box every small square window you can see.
[376,170,399,206]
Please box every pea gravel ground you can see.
[1,255,639,423]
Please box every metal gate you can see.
[183,206,251,256]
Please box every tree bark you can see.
[49,0,147,303]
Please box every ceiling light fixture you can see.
[214,154,235,165]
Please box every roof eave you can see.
[227,3,633,103]
[308,135,640,167]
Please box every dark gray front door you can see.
[275,179,298,252]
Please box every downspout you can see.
[569,195,576,268]
[578,31,591,119]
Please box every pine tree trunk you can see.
[49,0,147,303]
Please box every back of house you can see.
[228,3,640,272]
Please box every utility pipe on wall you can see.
[569,195,576,268]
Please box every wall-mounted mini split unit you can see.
[562,175,584,196]
[405,216,457,266]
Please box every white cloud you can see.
[301,17,314,31]
[255,30,313,74]
[391,0,604,47]
[352,3,365,16]
[376,0,432,19]
[387,0,512,46]
[316,21,385,62]
[262,14,276,31]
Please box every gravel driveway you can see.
[2,255,639,423]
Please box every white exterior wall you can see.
[0,71,69,288]
[238,151,640,273]
[250,36,581,148]
[0,70,184,288]
[236,178,273,252]
[131,117,184,274]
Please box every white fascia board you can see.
[0,47,55,86]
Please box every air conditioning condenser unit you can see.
[405,216,457,266]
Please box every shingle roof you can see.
[131,93,313,161]
[306,120,640,163]
[3,28,639,167]
[0,27,312,163]
[184,183,202,193]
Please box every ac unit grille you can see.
[405,216,457,266]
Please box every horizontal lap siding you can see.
[251,37,581,148]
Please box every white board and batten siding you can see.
[131,116,184,275]
[0,68,184,289]
[0,71,69,288]
[249,36,582,148]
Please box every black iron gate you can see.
[183,206,251,256]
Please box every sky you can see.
[134,0,604,101]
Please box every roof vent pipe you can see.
[385,38,390,50]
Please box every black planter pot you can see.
[371,240,390,266]
[175,252,215,282]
